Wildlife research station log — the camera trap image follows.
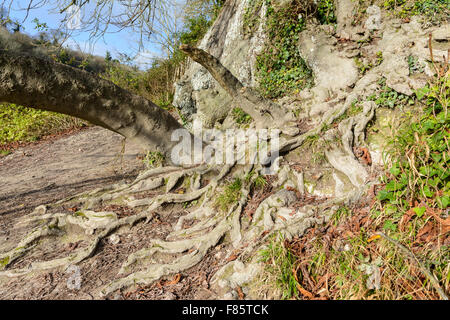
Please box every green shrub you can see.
[232,107,252,125]
[215,178,242,212]
[383,0,450,22]
[0,104,85,145]
[378,75,449,219]
[255,0,314,99]
[317,0,337,24]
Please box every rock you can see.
[298,29,359,92]
[173,0,266,127]
[364,5,382,31]
[333,172,346,198]
[326,147,368,189]
[381,53,414,96]
[32,205,47,215]
[391,19,402,29]
[299,89,313,100]
[400,16,424,35]
[210,260,262,299]
[432,24,450,42]
[336,0,357,34]
[344,48,360,58]
[338,30,351,40]
[112,293,122,300]
[173,80,195,122]
[320,24,335,35]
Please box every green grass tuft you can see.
[215,178,243,212]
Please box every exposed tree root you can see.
[0,55,383,295]
[0,100,374,297]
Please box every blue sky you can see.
[8,1,183,68]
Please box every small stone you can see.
[364,5,381,31]
[339,30,351,40]
[345,48,360,58]
[109,234,120,245]
[222,292,234,300]
[391,19,402,28]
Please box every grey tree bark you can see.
[0,50,190,160]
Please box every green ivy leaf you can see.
[437,195,449,209]
[377,190,394,201]
[412,206,426,217]
[423,185,434,198]
[390,164,401,177]
[385,180,405,192]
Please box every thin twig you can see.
[377,231,449,300]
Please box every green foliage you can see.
[0,256,10,268]
[32,18,48,32]
[0,104,85,145]
[243,0,264,36]
[368,78,415,108]
[254,175,268,190]
[332,206,351,226]
[407,55,424,75]
[317,0,337,24]
[377,75,449,235]
[178,15,212,46]
[106,0,226,111]
[103,62,141,92]
[259,234,300,299]
[215,178,242,212]
[383,0,450,22]
[255,0,314,99]
[51,48,90,71]
[375,51,384,66]
[331,100,364,125]
[143,151,165,168]
[176,0,225,48]
[245,169,268,190]
[354,57,373,75]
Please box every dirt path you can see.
[0,127,224,300]
[0,126,145,218]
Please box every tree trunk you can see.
[0,50,189,160]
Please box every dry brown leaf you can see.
[226,253,238,262]
[344,230,355,238]
[354,147,372,166]
[236,286,245,300]
[400,209,415,231]
[426,207,450,234]
[416,222,434,240]
[296,283,313,299]
[165,273,181,286]
[260,230,270,238]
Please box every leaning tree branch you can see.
[179,44,244,97]
[0,50,190,160]
[179,44,293,128]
